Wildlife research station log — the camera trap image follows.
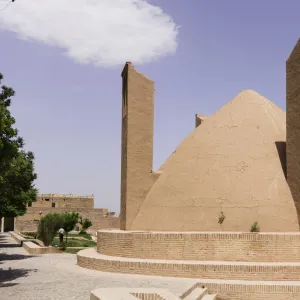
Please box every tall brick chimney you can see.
[286,38,300,203]
[120,62,156,230]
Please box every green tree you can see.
[62,211,79,243]
[0,73,37,217]
[79,215,93,233]
[37,213,63,246]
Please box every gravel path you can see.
[0,233,197,300]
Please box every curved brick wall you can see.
[78,248,300,281]
[97,230,300,262]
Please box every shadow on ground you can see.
[0,234,37,263]
[0,252,37,263]
[0,267,37,288]
[0,234,21,248]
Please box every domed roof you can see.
[132,90,299,232]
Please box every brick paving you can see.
[0,233,198,300]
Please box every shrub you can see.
[250,221,260,232]
[79,216,93,233]
[37,213,63,246]
[218,211,225,225]
[59,242,67,251]
[21,231,37,239]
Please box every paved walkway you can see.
[0,233,197,300]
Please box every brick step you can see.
[181,287,207,299]
[185,280,300,300]
[201,295,217,300]
[77,248,300,281]
[90,287,216,300]
[91,288,188,300]
[88,273,300,299]
[181,286,217,300]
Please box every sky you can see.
[0,0,299,212]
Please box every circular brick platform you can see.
[97,230,300,262]
[77,248,300,281]
[78,230,300,299]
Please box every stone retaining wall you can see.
[97,230,300,262]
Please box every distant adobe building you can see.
[0,194,119,233]
[31,194,96,209]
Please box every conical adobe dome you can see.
[132,90,300,232]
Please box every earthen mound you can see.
[132,90,299,231]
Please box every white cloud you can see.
[0,0,179,67]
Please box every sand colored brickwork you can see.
[96,230,300,262]
[33,194,94,209]
[15,208,119,233]
[13,194,119,234]
[79,247,300,281]
[120,63,157,230]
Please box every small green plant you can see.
[59,242,67,251]
[218,211,226,225]
[79,216,93,233]
[21,231,37,239]
[250,221,260,232]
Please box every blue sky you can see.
[0,1,299,212]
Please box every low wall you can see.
[191,281,300,300]
[10,231,26,245]
[14,220,38,232]
[10,232,60,254]
[77,248,300,281]
[23,241,61,255]
[97,230,300,262]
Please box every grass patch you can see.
[51,237,96,248]
[21,232,37,239]
[65,248,86,254]
[54,232,93,240]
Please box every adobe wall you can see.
[15,208,119,233]
[33,194,94,209]
[97,230,300,262]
